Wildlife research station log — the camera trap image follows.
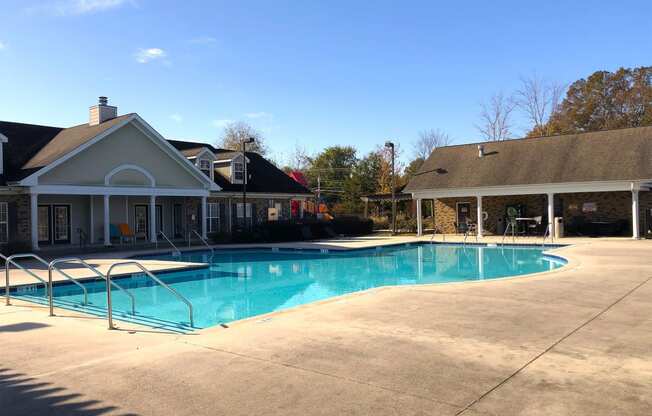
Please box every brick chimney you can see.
[89,96,117,126]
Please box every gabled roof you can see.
[22,114,134,169]
[168,140,313,195]
[405,126,652,193]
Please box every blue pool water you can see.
[11,244,565,330]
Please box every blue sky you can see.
[1,0,651,165]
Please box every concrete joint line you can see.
[183,340,465,410]
[456,274,652,416]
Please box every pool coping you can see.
[4,240,573,332]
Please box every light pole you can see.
[385,141,396,235]
[242,137,255,230]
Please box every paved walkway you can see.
[1,237,651,415]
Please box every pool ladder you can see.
[157,231,181,256]
[3,252,194,330]
[429,226,446,243]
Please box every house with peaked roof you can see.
[405,127,652,239]
[168,140,313,234]
[0,97,311,251]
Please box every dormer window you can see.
[233,161,244,182]
[199,159,212,177]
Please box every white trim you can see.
[476,196,483,238]
[0,133,6,176]
[30,193,38,250]
[192,147,216,161]
[104,163,156,186]
[416,198,423,236]
[29,185,209,197]
[411,180,648,199]
[129,116,220,191]
[17,114,221,191]
[0,133,8,143]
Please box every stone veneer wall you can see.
[0,194,31,246]
[433,191,651,237]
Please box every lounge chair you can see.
[117,223,138,245]
[109,224,121,245]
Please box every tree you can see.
[413,129,452,160]
[218,121,268,155]
[476,92,515,141]
[515,74,565,137]
[542,66,652,135]
[403,157,425,181]
[304,146,358,205]
[375,144,405,194]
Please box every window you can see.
[0,202,7,243]
[233,162,244,182]
[199,159,212,178]
[236,203,252,218]
[207,202,220,233]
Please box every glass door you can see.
[38,205,51,244]
[134,205,148,238]
[52,205,71,244]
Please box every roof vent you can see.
[478,144,485,158]
[89,96,117,126]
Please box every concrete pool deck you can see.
[1,237,651,415]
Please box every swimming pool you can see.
[10,243,566,330]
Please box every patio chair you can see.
[117,223,138,245]
[528,216,543,235]
[109,224,122,245]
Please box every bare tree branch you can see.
[413,129,452,159]
[476,92,515,141]
[218,121,268,155]
[515,74,566,136]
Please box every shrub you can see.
[370,215,389,230]
[329,216,374,236]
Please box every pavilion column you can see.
[103,195,111,246]
[547,193,555,238]
[632,188,640,239]
[299,200,305,219]
[416,198,423,236]
[201,196,207,239]
[149,195,156,243]
[30,193,39,250]
[476,195,483,238]
[227,197,233,233]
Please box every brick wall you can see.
[0,194,31,246]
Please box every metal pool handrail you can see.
[190,230,214,255]
[157,231,181,256]
[48,257,136,317]
[429,226,446,243]
[4,253,51,305]
[105,261,194,329]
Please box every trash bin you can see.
[554,217,564,239]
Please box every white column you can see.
[30,193,39,250]
[547,193,554,237]
[149,195,156,243]
[632,189,640,239]
[103,194,111,246]
[299,200,305,219]
[89,195,94,244]
[416,198,423,236]
[476,196,483,238]
[201,196,207,239]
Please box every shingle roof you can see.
[168,140,313,195]
[405,126,652,192]
[0,121,64,183]
[23,114,133,169]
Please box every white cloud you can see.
[170,113,183,123]
[189,36,217,45]
[245,112,272,119]
[28,0,133,16]
[212,119,233,128]
[135,48,166,64]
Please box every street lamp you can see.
[385,141,396,235]
[242,137,255,229]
